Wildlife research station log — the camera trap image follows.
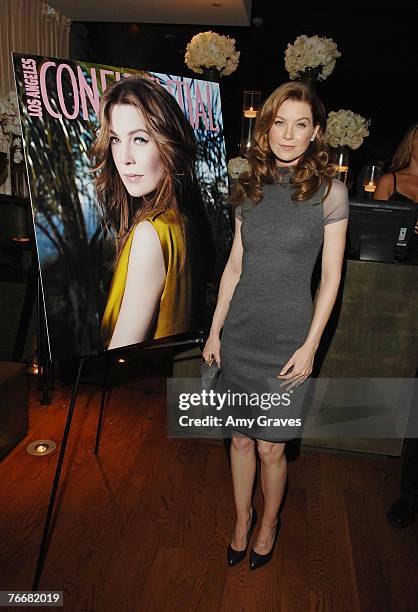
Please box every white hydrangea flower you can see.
[185,31,240,77]
[325,110,370,149]
[227,156,249,179]
[0,91,22,138]
[284,34,341,81]
[13,149,24,164]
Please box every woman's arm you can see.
[373,173,393,200]
[304,218,348,351]
[202,218,243,365]
[278,218,348,389]
[108,221,166,350]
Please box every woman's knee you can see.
[231,434,255,452]
[256,440,286,464]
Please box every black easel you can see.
[94,350,112,456]
[36,276,54,405]
[93,333,207,455]
[32,355,86,591]
[32,331,206,590]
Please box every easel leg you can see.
[93,336,204,456]
[94,353,112,456]
[32,356,87,591]
[36,276,53,405]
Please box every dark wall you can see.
[69,4,417,183]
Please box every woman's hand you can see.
[276,343,316,391]
[202,333,221,367]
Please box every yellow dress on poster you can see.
[101,207,191,348]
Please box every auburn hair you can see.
[232,81,337,208]
[90,74,197,270]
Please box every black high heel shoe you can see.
[249,517,281,570]
[227,507,258,567]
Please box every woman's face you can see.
[109,104,164,198]
[268,99,319,166]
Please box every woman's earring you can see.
[310,136,315,142]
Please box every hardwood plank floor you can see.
[0,376,417,612]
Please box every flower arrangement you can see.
[325,110,370,150]
[284,35,341,82]
[227,156,249,179]
[0,91,21,138]
[185,31,240,77]
[0,92,24,195]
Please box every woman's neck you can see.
[399,157,418,176]
[408,154,418,175]
[276,159,298,168]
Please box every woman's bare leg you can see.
[253,440,286,553]
[229,434,257,549]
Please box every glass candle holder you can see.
[331,146,350,185]
[240,90,261,156]
[362,164,382,198]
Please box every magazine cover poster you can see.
[12,53,230,361]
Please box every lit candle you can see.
[336,166,349,184]
[364,182,376,192]
[244,107,257,119]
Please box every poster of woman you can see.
[12,53,230,360]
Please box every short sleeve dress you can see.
[217,168,349,441]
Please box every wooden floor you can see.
[0,374,417,612]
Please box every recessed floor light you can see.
[26,440,57,457]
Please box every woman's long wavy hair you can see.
[232,81,336,207]
[90,74,197,270]
[389,122,418,172]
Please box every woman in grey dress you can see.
[202,81,349,570]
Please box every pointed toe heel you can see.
[227,507,257,567]
[227,543,246,567]
[249,517,281,570]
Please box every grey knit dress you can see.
[217,168,349,442]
